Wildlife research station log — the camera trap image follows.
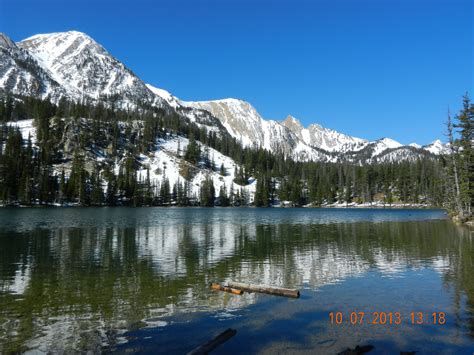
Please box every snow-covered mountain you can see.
[181,98,361,155]
[0,30,448,163]
[178,95,443,162]
[180,98,333,161]
[0,33,69,101]
[168,92,443,161]
[422,139,450,155]
[15,31,166,109]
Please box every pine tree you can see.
[218,184,230,206]
[106,173,118,206]
[160,176,170,205]
[254,174,270,207]
[184,135,201,164]
[200,175,215,207]
[452,94,474,217]
[144,168,153,205]
[68,152,87,204]
[90,166,104,205]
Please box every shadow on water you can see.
[0,208,472,353]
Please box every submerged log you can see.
[227,281,300,298]
[187,328,237,355]
[210,283,244,295]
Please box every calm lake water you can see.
[0,208,473,354]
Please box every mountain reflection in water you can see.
[0,208,472,353]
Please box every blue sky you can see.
[1,0,472,144]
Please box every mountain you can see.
[422,139,450,155]
[180,98,333,161]
[149,84,442,161]
[280,115,368,153]
[177,95,441,162]
[0,33,68,101]
[181,98,353,155]
[16,31,166,109]
[0,30,447,163]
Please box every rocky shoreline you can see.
[450,213,474,227]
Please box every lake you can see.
[0,208,473,354]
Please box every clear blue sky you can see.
[1,0,472,144]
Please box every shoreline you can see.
[0,202,444,210]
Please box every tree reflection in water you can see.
[0,208,472,353]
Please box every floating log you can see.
[187,328,237,355]
[210,283,243,295]
[227,281,300,298]
[338,345,374,355]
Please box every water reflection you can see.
[0,208,472,352]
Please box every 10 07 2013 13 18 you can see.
[329,311,447,325]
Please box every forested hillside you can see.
[0,93,462,209]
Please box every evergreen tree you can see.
[184,135,201,164]
[455,94,474,216]
[90,166,104,205]
[200,175,215,206]
[218,184,230,206]
[254,174,270,207]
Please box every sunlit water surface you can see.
[0,208,473,354]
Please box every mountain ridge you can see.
[0,30,448,161]
[16,31,167,110]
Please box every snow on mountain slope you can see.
[5,119,36,142]
[136,136,256,201]
[146,84,181,108]
[373,146,431,163]
[182,96,426,162]
[5,117,256,202]
[422,140,450,155]
[18,31,165,108]
[183,98,266,148]
[341,137,421,163]
[371,138,403,156]
[183,98,334,161]
[0,33,69,101]
[261,118,335,161]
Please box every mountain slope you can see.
[183,98,266,148]
[0,33,69,101]
[18,31,165,108]
[423,140,450,155]
[281,115,368,153]
[182,98,334,161]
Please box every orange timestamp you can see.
[329,311,446,325]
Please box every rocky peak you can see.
[282,115,303,129]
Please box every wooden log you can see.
[227,281,300,298]
[210,283,243,295]
[187,328,237,355]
